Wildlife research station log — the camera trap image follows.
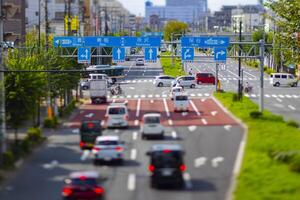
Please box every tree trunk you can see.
[14,128,18,144]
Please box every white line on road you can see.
[136,99,141,117]
[265,94,270,98]
[163,98,170,117]
[288,105,296,110]
[80,150,90,161]
[183,173,193,189]
[226,69,239,78]
[189,100,200,116]
[278,95,284,98]
[134,120,139,126]
[172,131,177,139]
[201,119,208,125]
[276,98,282,102]
[127,174,136,191]
[224,125,232,131]
[101,121,105,127]
[150,100,154,103]
[168,119,173,126]
[243,70,257,78]
[130,149,137,160]
[211,111,218,116]
[212,157,224,168]
[194,157,207,168]
[272,94,278,98]
[132,131,138,140]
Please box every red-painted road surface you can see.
[66,98,238,128]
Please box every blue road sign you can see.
[181,36,230,47]
[54,36,83,47]
[112,47,125,61]
[144,47,158,62]
[214,47,227,62]
[142,32,163,37]
[181,47,194,62]
[78,47,91,63]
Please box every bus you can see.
[84,65,125,82]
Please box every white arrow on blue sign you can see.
[78,48,91,64]
[144,47,157,62]
[112,47,125,61]
[181,47,194,62]
[214,47,227,62]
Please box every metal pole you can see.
[171,34,174,67]
[238,21,242,98]
[45,0,49,50]
[38,0,41,49]
[68,0,71,36]
[215,63,219,91]
[0,0,7,157]
[259,39,265,112]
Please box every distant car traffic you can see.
[80,121,102,150]
[171,76,196,88]
[62,171,105,200]
[170,87,184,100]
[141,113,164,139]
[136,58,145,66]
[146,144,186,188]
[173,93,189,112]
[92,135,125,165]
[270,73,298,87]
[154,75,175,87]
[196,72,217,85]
[105,103,129,128]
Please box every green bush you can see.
[249,111,263,119]
[289,154,300,172]
[232,93,240,102]
[2,151,14,169]
[287,120,299,128]
[27,127,43,143]
[21,138,31,154]
[43,116,58,128]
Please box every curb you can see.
[211,95,248,200]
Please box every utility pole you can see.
[45,0,49,50]
[38,0,41,49]
[104,6,108,36]
[0,0,6,159]
[67,0,71,36]
[238,21,242,98]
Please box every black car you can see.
[146,144,186,188]
[80,121,102,150]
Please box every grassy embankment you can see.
[160,52,186,77]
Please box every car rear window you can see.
[81,122,101,132]
[197,73,208,77]
[108,107,126,115]
[175,96,188,101]
[151,152,183,168]
[97,140,119,145]
[71,178,97,186]
[145,117,160,124]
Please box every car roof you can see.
[150,144,183,152]
[96,135,119,141]
[143,113,161,118]
[172,87,183,90]
[107,104,127,108]
[70,171,99,179]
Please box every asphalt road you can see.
[0,61,244,200]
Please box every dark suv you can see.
[146,144,186,188]
[80,121,102,150]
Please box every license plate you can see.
[162,169,172,176]
[104,157,111,161]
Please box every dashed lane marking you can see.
[172,131,177,139]
[163,98,170,117]
[130,149,137,160]
[189,100,201,116]
[183,173,193,189]
[127,174,136,191]
[288,105,296,110]
[132,132,138,140]
[201,119,208,125]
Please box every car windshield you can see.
[108,107,126,115]
[175,96,188,101]
[97,140,119,145]
[71,178,97,186]
[145,117,160,124]
[151,152,182,168]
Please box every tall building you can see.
[145,0,208,28]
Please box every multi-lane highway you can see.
[0,60,245,200]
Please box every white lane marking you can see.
[85,113,94,118]
[134,95,139,98]
[194,157,207,168]
[134,120,139,126]
[143,80,147,82]
[80,150,90,161]
[244,94,250,97]
[168,119,173,126]
[276,98,282,102]
[132,131,138,140]
[265,94,270,98]
[132,80,136,83]
[243,70,257,78]
[172,131,177,139]
[129,87,135,90]
[148,94,153,98]
[127,95,132,98]
[138,80,142,82]
[292,95,299,98]
[43,160,59,169]
[163,98,170,117]
[140,95,146,98]
[224,125,232,131]
[226,70,239,78]
[211,157,224,168]
[150,100,154,103]
[188,125,197,132]
[127,174,136,191]
[72,129,79,134]
[201,119,208,125]
[189,100,201,116]
[250,94,257,98]
[130,149,137,160]
[288,105,296,110]
[136,99,141,117]
[211,111,218,116]
[278,95,285,98]
[162,94,167,98]
[272,94,278,98]
[197,93,203,97]
[190,93,196,97]
[155,94,160,98]
[183,173,193,189]
[204,93,210,97]
[101,121,105,126]
[286,95,292,98]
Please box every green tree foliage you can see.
[164,21,189,41]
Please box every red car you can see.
[62,171,105,200]
[196,72,217,85]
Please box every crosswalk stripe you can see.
[265,94,270,98]
[197,93,203,97]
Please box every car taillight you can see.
[94,187,104,194]
[93,147,101,151]
[148,164,155,172]
[80,142,85,147]
[179,164,186,172]
[62,187,72,196]
[115,146,123,152]
[124,114,129,120]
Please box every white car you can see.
[154,75,176,87]
[106,103,129,128]
[141,113,164,139]
[170,87,183,100]
[92,135,125,164]
[171,76,196,88]
[136,58,145,66]
[173,93,189,112]
[270,73,298,87]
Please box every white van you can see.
[140,113,164,139]
[270,73,298,87]
[106,103,129,128]
[173,93,189,112]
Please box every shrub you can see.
[27,127,43,143]
[249,111,263,119]
[43,116,59,128]
[21,138,31,154]
[2,151,14,169]
[289,154,300,173]
[287,120,299,128]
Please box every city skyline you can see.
[119,0,259,16]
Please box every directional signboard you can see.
[214,47,227,62]
[77,48,91,63]
[112,47,125,62]
[181,47,194,62]
[181,36,230,47]
[54,36,83,48]
[144,47,158,62]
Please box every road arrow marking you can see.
[188,125,197,132]
[211,111,218,116]
[85,113,94,118]
[194,157,207,168]
[211,157,224,168]
[224,125,232,131]
[43,160,59,169]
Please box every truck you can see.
[89,74,108,104]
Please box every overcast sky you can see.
[119,0,259,16]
